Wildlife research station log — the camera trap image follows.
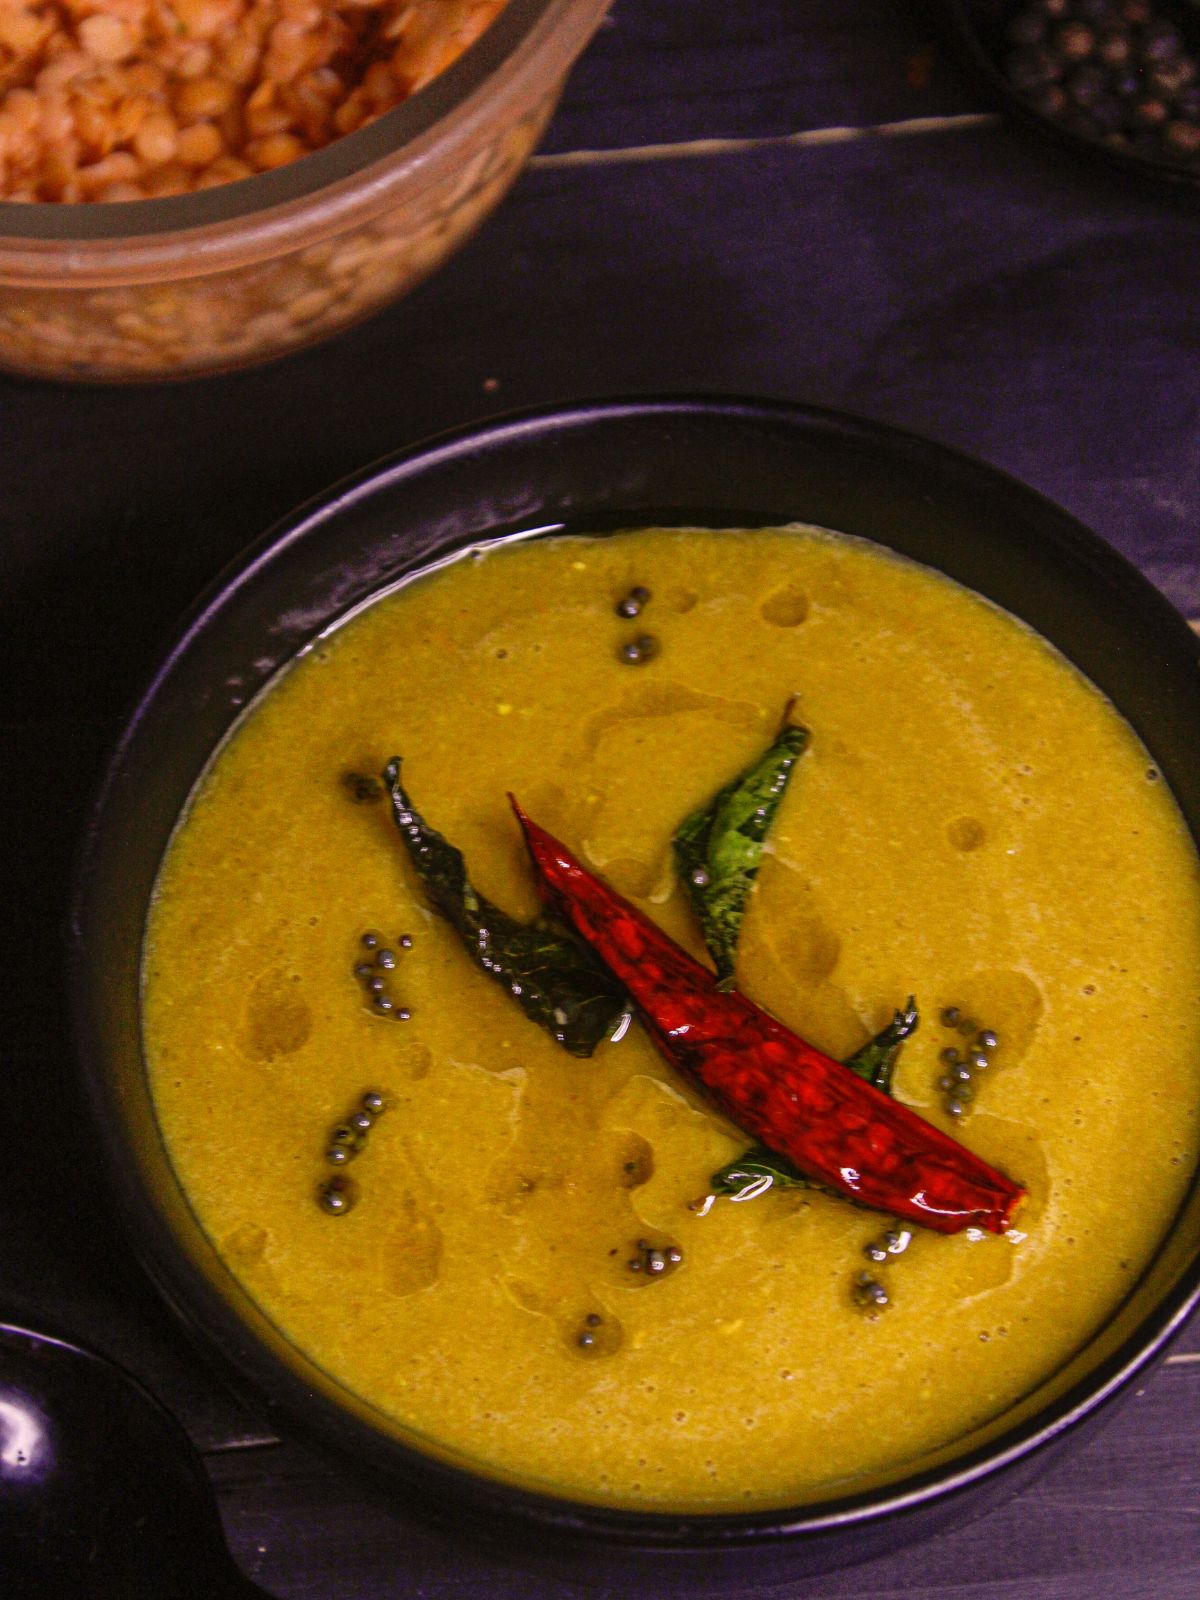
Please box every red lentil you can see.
[0,1,508,201]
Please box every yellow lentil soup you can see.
[141,526,1200,1512]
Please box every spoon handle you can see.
[1,1318,279,1600]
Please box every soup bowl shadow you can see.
[70,397,1200,1587]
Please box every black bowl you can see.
[936,0,1200,191]
[70,398,1200,1586]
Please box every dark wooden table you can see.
[2,3,1198,1595]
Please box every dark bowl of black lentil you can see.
[70,398,1200,1587]
[937,0,1200,185]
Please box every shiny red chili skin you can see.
[511,799,1025,1236]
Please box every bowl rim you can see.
[0,0,608,276]
[69,394,1200,1556]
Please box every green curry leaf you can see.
[710,1000,919,1200]
[673,702,809,988]
[384,759,630,1058]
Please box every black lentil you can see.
[1031,81,1071,114]
[1132,94,1170,125]
[616,586,652,620]
[850,1226,913,1309]
[626,1237,684,1278]
[853,1272,889,1310]
[999,0,1200,171]
[1151,57,1197,93]
[1144,18,1184,59]
[618,633,661,666]
[1165,116,1200,151]
[317,1093,388,1209]
[1056,19,1096,57]
[317,1176,355,1215]
[352,931,412,1019]
[939,1007,986,1114]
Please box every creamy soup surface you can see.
[142,526,1200,1511]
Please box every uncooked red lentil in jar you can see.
[0,86,554,378]
[0,0,508,201]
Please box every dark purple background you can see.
[1,3,1197,1596]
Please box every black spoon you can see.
[0,1319,274,1599]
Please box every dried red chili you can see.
[511,799,1025,1237]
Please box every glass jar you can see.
[0,0,609,382]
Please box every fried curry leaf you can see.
[710,1144,810,1202]
[842,997,918,1096]
[673,702,809,988]
[710,1000,919,1200]
[384,759,630,1057]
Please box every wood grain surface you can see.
[1,2,1197,1596]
